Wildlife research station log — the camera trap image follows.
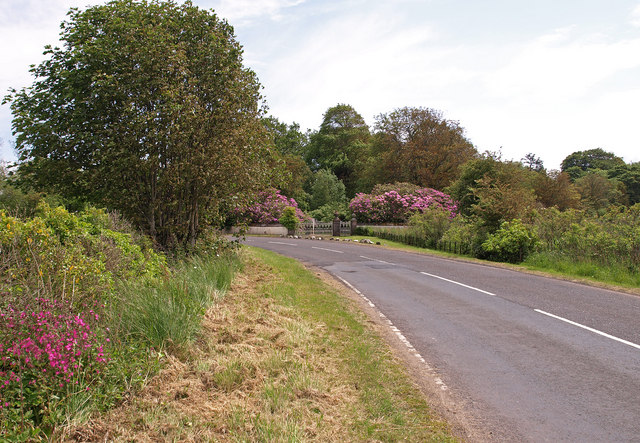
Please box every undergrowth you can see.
[0,203,239,439]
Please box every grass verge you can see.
[522,252,640,289]
[67,247,454,442]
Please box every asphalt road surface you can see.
[243,236,640,442]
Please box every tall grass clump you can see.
[112,254,240,352]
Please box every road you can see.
[243,236,640,442]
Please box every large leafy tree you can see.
[263,116,308,157]
[560,148,625,180]
[532,170,580,210]
[371,107,477,190]
[305,104,371,197]
[447,153,537,231]
[608,162,640,205]
[309,169,346,211]
[575,171,627,212]
[6,0,273,249]
[262,116,311,208]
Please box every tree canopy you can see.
[560,148,625,180]
[304,104,370,197]
[608,163,640,205]
[447,153,537,230]
[370,107,477,190]
[6,0,273,249]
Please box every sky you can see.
[1,0,640,171]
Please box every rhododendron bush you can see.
[233,189,306,225]
[350,188,458,223]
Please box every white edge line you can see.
[535,309,640,350]
[268,241,297,246]
[336,275,448,390]
[311,246,344,254]
[336,276,361,294]
[420,271,495,296]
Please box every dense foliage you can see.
[6,0,273,250]
[561,148,625,180]
[305,104,371,197]
[481,219,539,263]
[0,203,166,436]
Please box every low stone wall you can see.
[359,224,408,229]
[228,225,288,236]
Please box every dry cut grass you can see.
[66,248,454,442]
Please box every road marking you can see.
[312,246,344,254]
[360,255,396,265]
[336,275,448,391]
[535,309,640,350]
[420,271,496,296]
[337,276,361,294]
[268,241,297,246]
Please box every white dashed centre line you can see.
[420,271,496,296]
[268,241,297,246]
[535,309,640,350]
[360,255,396,265]
[312,246,344,254]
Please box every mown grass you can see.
[250,247,453,441]
[69,247,455,442]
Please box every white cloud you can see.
[485,28,640,105]
[254,6,480,131]
[631,4,640,27]
[210,0,306,23]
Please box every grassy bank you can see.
[69,247,454,441]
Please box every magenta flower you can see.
[350,187,458,223]
[233,189,307,224]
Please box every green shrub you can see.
[532,204,640,271]
[481,219,539,263]
[308,202,350,222]
[440,216,484,256]
[279,206,301,232]
[408,206,452,245]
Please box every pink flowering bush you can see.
[0,204,165,435]
[0,297,109,425]
[233,189,306,225]
[350,188,458,223]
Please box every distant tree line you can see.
[264,104,640,223]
